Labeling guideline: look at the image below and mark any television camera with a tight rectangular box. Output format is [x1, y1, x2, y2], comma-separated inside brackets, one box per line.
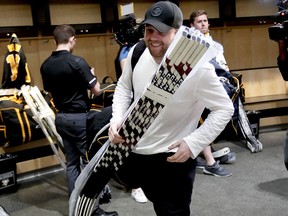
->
[269, 10, 288, 40]
[114, 14, 144, 47]
[269, 0, 288, 40]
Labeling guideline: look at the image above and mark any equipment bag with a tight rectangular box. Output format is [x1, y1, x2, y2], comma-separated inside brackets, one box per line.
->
[90, 76, 116, 109]
[0, 94, 45, 146]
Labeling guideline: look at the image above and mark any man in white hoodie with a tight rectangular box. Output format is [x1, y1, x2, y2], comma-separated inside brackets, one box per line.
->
[109, 2, 234, 215]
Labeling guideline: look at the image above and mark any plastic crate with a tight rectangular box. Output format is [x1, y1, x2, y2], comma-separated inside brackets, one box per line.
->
[0, 153, 17, 194]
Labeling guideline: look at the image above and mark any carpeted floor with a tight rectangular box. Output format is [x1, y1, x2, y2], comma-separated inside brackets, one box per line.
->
[0, 129, 287, 216]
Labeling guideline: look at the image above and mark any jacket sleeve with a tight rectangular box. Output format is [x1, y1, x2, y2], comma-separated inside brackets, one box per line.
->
[183, 66, 235, 158]
[277, 56, 288, 81]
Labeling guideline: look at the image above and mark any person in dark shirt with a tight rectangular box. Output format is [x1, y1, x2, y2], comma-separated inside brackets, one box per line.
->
[41, 24, 117, 216]
[276, 39, 288, 170]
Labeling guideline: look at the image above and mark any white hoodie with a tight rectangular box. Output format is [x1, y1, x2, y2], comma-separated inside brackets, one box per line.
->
[111, 42, 234, 159]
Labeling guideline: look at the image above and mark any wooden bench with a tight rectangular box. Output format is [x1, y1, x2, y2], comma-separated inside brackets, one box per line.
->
[244, 94, 288, 128]
[0, 138, 62, 174]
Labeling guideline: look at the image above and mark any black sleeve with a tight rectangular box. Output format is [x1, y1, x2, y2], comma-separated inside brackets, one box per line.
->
[74, 56, 97, 88]
[277, 56, 288, 81]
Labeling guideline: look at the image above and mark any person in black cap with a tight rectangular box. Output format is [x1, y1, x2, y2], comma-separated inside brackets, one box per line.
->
[41, 24, 118, 216]
[109, 1, 234, 215]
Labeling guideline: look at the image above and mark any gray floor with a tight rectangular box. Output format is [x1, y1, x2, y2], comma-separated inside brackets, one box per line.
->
[0, 128, 288, 216]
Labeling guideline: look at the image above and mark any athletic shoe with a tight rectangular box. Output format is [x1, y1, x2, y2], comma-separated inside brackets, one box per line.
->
[195, 156, 206, 169]
[131, 188, 148, 203]
[218, 152, 236, 164]
[203, 161, 232, 177]
[89, 206, 118, 216]
[211, 147, 230, 158]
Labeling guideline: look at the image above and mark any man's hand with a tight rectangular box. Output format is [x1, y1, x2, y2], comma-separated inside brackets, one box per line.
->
[167, 139, 192, 163]
[108, 122, 125, 144]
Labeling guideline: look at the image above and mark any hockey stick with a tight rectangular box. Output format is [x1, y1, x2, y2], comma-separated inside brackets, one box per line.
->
[238, 98, 263, 153]
[20, 85, 66, 170]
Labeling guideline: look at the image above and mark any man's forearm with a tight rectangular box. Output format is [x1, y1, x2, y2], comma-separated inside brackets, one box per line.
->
[278, 40, 287, 61]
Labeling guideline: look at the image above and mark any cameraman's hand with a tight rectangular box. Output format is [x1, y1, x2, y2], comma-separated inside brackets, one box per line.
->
[278, 40, 287, 61]
[277, 40, 286, 45]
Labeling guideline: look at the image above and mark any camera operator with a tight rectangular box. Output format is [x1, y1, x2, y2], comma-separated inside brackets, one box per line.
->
[281, 38, 288, 171]
[114, 14, 143, 80]
[268, 5, 288, 80]
[269, 1, 288, 170]
[269, 6, 288, 170]
[275, 38, 288, 170]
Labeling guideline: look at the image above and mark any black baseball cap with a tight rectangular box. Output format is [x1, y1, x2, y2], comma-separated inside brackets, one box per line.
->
[141, 1, 183, 33]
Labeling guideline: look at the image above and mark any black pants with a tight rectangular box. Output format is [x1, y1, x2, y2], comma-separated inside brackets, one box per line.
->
[117, 152, 196, 216]
[55, 112, 88, 196]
